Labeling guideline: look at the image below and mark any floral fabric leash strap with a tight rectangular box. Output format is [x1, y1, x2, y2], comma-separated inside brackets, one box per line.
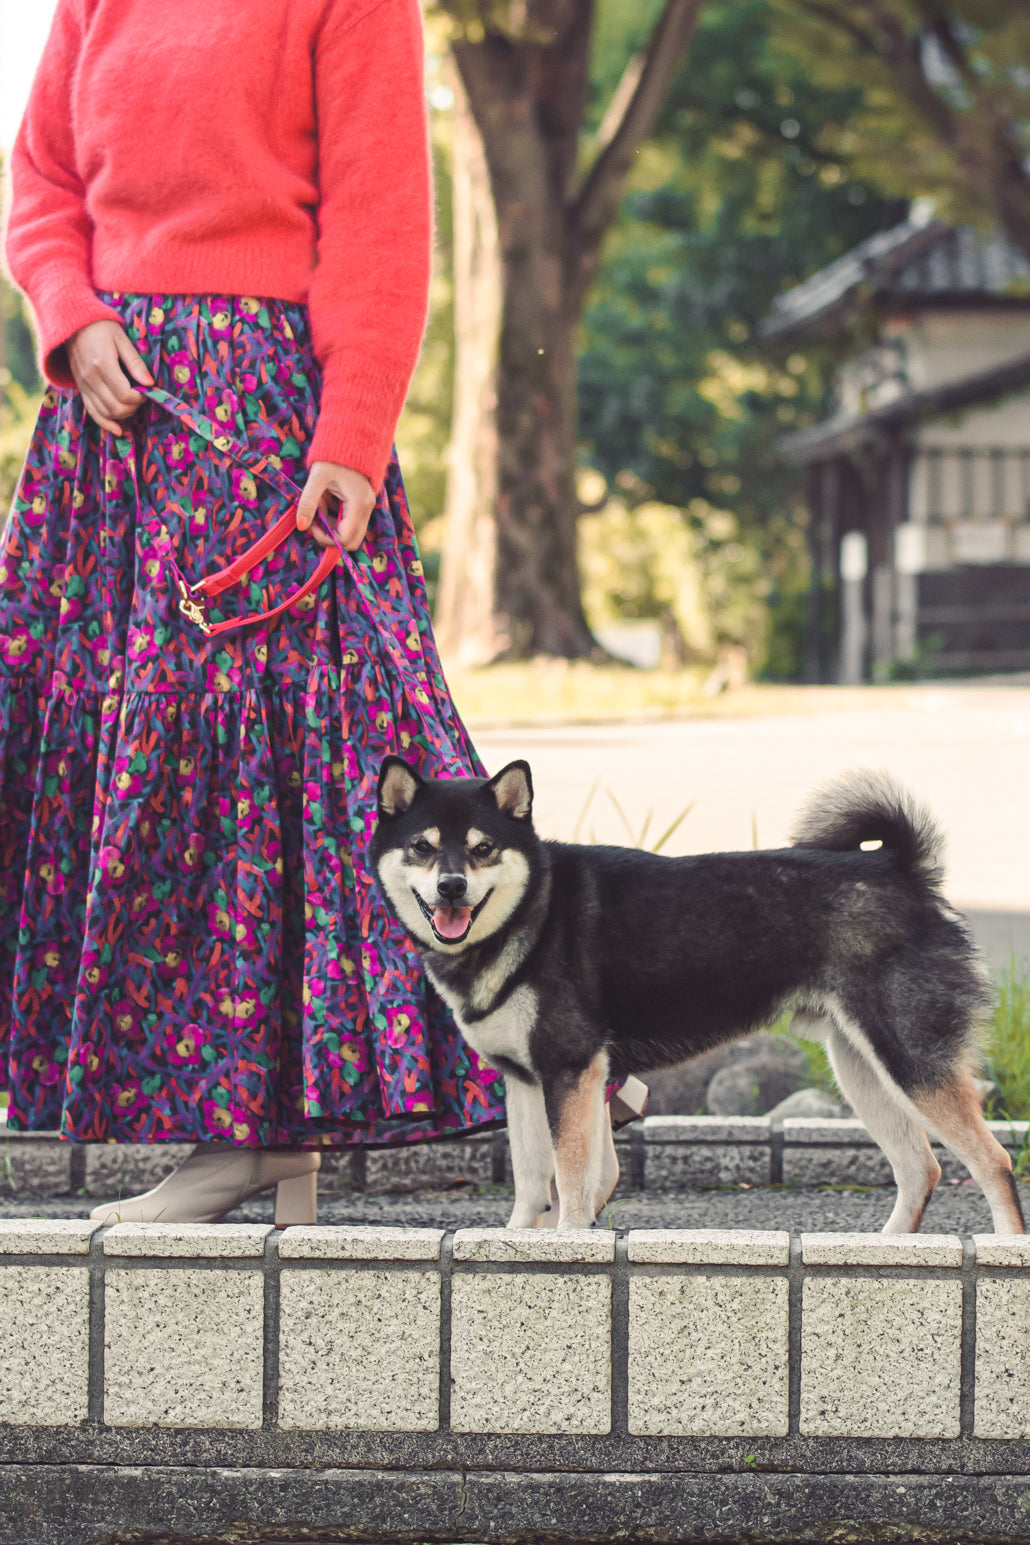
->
[125, 383, 340, 639]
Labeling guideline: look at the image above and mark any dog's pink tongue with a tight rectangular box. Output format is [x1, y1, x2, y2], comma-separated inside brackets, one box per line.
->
[433, 905, 473, 940]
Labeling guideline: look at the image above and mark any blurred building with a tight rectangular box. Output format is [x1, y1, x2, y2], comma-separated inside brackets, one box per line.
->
[765, 204, 1030, 682]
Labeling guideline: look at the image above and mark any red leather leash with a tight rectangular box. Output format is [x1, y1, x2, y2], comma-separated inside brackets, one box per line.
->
[123, 384, 341, 638]
[174, 504, 340, 638]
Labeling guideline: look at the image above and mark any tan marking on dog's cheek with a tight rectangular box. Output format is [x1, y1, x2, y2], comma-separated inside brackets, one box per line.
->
[375, 849, 437, 948]
[465, 850, 530, 944]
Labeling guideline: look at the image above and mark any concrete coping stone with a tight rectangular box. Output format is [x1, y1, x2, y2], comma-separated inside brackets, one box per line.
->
[642, 1115, 771, 1143]
[452, 1228, 616, 1263]
[985, 1119, 1030, 1143]
[0, 1218, 100, 1254]
[101, 1222, 273, 1257]
[972, 1234, 1030, 1267]
[800, 1232, 964, 1267]
[782, 1117, 1027, 1148]
[783, 1118, 876, 1145]
[627, 1228, 791, 1265]
[279, 1225, 445, 1260]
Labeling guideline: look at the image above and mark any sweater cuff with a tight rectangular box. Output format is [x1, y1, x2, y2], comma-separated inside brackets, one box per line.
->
[28, 271, 122, 390]
[307, 352, 408, 491]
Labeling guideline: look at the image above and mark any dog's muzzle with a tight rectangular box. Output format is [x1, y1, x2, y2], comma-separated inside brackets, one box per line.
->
[416, 876, 490, 945]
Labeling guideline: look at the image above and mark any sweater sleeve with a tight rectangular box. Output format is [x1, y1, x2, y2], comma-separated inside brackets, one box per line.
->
[306, 0, 433, 488]
[3, 0, 120, 389]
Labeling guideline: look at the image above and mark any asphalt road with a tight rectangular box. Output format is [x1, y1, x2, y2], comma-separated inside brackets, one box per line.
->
[470, 681, 1030, 971]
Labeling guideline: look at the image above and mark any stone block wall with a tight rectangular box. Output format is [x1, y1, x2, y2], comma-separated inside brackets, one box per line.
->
[5, 1116, 1025, 1197]
[1, 1220, 1030, 1543]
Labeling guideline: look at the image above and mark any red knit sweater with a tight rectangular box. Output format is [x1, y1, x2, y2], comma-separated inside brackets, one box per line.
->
[4, 0, 432, 488]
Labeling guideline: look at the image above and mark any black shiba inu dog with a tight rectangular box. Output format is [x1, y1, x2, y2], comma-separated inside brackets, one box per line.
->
[370, 758, 1025, 1236]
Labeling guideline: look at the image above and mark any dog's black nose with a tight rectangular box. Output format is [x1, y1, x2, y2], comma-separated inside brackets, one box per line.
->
[437, 873, 468, 903]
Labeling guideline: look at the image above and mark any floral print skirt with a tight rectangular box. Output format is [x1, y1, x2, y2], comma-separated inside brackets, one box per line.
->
[0, 293, 506, 1146]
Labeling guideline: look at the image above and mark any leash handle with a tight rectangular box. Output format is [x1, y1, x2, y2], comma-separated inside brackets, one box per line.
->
[126, 384, 341, 638]
[173, 508, 340, 639]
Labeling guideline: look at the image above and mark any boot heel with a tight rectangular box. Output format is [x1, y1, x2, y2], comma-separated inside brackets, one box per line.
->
[610, 1074, 650, 1129]
[274, 1168, 318, 1228]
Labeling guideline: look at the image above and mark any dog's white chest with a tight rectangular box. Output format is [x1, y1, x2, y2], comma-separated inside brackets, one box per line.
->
[430, 976, 538, 1073]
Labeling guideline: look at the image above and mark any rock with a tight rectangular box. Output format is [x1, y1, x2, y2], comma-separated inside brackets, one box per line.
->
[705, 1043, 810, 1117]
[642, 1032, 807, 1117]
[972, 1077, 999, 1108]
[766, 1087, 852, 1123]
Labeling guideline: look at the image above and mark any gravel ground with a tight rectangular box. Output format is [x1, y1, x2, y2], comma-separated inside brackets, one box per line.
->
[6, 1178, 1028, 1233]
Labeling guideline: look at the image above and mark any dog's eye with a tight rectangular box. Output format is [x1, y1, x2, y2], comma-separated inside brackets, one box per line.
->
[471, 840, 493, 859]
[410, 837, 435, 858]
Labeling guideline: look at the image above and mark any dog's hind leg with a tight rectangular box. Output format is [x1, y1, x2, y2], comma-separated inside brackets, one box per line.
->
[597, 1099, 620, 1217]
[913, 1071, 1026, 1235]
[549, 1052, 610, 1229]
[825, 1026, 943, 1234]
[504, 1077, 557, 1229]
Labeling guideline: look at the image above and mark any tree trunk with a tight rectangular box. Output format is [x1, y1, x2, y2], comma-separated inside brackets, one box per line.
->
[435, 0, 704, 660]
[434, 67, 505, 664]
[491, 244, 593, 658]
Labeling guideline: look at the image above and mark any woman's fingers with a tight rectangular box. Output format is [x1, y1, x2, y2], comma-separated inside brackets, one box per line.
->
[113, 327, 155, 388]
[68, 320, 153, 433]
[298, 462, 377, 553]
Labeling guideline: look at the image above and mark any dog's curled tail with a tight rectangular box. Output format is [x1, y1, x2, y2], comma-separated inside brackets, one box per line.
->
[790, 769, 945, 889]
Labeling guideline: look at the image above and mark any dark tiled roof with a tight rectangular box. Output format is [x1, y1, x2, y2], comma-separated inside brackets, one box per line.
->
[763, 210, 1030, 339]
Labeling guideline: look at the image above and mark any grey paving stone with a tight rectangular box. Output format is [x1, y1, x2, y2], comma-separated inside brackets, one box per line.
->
[450, 1272, 611, 1434]
[801, 1232, 963, 1267]
[627, 1227, 790, 1265]
[0, 1265, 90, 1425]
[643, 1115, 773, 1143]
[278, 1224, 444, 1259]
[800, 1276, 962, 1438]
[783, 1147, 894, 1186]
[974, 1277, 1030, 1438]
[783, 1119, 876, 1145]
[974, 1233, 1030, 1267]
[102, 1222, 271, 1257]
[279, 1268, 440, 1431]
[645, 1144, 770, 1187]
[0, 1219, 98, 1254]
[104, 1267, 264, 1428]
[83, 1142, 194, 1197]
[0, 1135, 71, 1197]
[365, 1134, 493, 1192]
[453, 1227, 615, 1263]
[628, 1273, 789, 1436]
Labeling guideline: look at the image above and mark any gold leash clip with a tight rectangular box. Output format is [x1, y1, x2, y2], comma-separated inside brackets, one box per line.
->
[176, 575, 213, 635]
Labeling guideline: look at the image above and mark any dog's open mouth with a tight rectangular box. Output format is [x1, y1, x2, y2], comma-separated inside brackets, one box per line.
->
[416, 890, 491, 945]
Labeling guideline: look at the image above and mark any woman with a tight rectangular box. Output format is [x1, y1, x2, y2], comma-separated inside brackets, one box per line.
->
[1, 0, 526, 1229]
[4, 0, 645, 1228]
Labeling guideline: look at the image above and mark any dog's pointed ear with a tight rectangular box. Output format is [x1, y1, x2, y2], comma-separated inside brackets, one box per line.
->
[486, 760, 533, 822]
[377, 757, 422, 818]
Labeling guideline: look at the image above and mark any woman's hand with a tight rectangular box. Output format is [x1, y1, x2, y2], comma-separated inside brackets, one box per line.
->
[68, 320, 153, 435]
[297, 462, 377, 552]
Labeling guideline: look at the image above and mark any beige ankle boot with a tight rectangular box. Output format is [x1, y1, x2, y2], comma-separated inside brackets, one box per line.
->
[88, 1145, 321, 1228]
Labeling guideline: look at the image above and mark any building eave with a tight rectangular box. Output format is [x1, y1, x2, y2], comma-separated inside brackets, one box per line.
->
[778, 351, 1030, 464]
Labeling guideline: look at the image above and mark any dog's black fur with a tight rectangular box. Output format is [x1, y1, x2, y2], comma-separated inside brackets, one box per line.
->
[369, 758, 1024, 1233]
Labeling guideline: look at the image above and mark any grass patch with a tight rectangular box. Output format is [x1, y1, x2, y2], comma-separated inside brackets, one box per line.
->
[984, 960, 1030, 1127]
[444, 659, 937, 728]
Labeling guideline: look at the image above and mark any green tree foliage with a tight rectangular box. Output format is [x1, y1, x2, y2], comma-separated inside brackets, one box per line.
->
[577, 0, 905, 673]
[769, 0, 1030, 258]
